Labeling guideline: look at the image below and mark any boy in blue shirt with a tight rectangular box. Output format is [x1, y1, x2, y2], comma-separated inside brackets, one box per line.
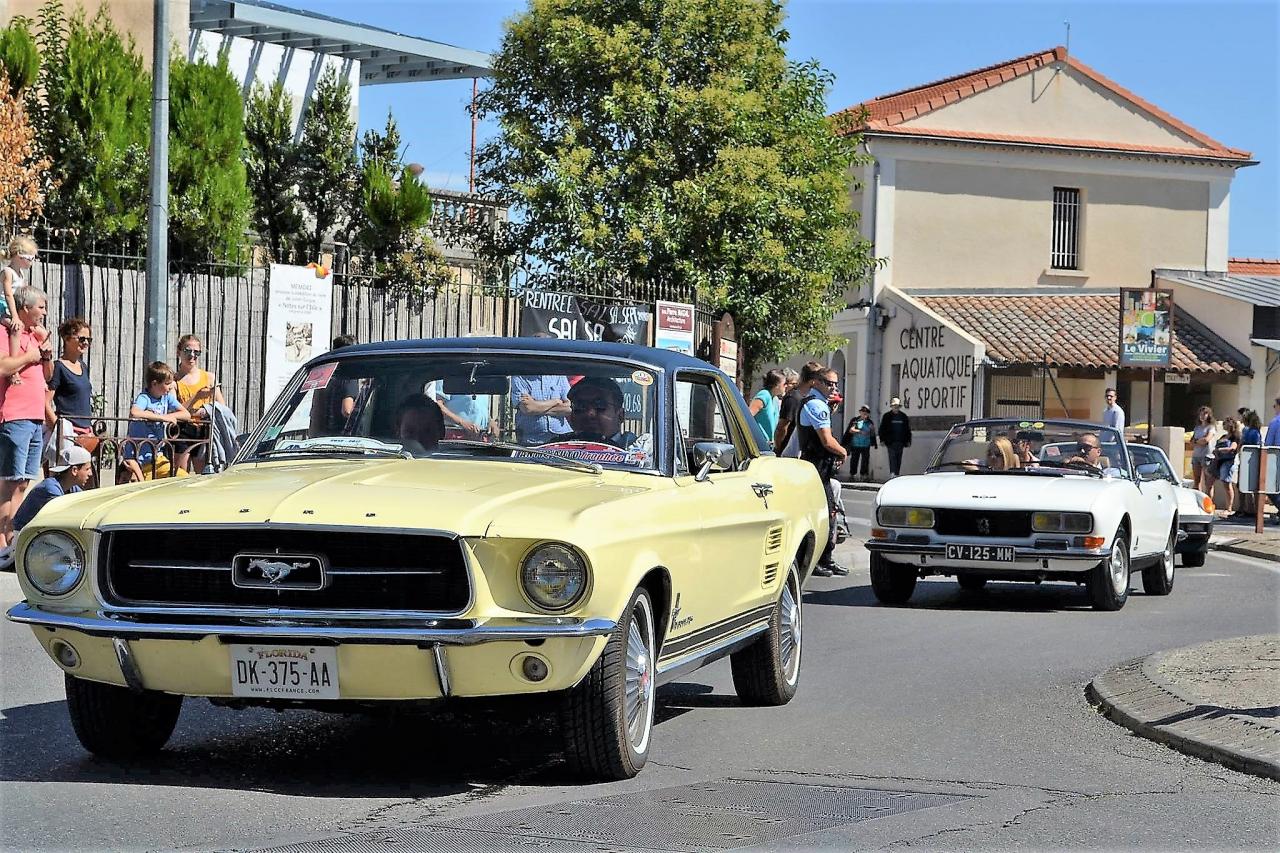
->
[122, 362, 191, 481]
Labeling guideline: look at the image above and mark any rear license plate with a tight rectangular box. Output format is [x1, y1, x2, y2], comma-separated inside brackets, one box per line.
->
[230, 644, 339, 699]
[945, 544, 1015, 562]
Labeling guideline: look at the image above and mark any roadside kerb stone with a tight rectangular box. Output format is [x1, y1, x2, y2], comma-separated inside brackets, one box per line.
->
[1087, 635, 1280, 782]
[1209, 531, 1280, 563]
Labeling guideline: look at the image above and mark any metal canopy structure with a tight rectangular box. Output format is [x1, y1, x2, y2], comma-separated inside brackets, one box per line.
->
[189, 0, 493, 85]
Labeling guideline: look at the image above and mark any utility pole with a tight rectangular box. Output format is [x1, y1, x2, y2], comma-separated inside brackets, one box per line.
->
[144, 0, 170, 365]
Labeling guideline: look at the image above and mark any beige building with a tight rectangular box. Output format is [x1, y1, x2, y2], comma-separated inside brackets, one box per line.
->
[803, 46, 1271, 479]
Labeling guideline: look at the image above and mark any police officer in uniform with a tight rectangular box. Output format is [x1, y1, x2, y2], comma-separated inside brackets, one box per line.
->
[798, 366, 848, 576]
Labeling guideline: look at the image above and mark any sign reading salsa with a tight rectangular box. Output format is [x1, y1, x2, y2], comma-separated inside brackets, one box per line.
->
[1119, 289, 1173, 368]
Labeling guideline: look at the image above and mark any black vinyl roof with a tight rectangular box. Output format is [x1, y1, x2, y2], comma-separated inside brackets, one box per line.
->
[318, 337, 716, 374]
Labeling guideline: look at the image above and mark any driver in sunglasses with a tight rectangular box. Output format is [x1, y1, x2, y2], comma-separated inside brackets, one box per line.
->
[564, 377, 636, 448]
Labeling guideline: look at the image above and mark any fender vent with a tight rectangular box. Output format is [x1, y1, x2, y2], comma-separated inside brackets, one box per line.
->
[763, 562, 780, 586]
[765, 526, 784, 554]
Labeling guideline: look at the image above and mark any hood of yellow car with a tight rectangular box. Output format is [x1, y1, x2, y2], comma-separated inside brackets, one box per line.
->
[46, 458, 662, 538]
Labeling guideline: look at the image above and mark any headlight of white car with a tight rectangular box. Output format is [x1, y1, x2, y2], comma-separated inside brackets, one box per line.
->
[1032, 512, 1093, 533]
[877, 506, 935, 528]
[520, 542, 589, 611]
[24, 531, 86, 596]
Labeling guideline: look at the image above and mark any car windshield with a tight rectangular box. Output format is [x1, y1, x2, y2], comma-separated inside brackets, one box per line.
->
[243, 353, 659, 471]
[929, 419, 1131, 479]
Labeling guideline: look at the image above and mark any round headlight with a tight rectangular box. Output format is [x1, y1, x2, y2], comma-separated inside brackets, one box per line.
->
[24, 531, 86, 596]
[520, 543, 588, 612]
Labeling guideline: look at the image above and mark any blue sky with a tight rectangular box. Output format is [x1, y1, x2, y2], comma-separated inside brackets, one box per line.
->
[290, 0, 1279, 259]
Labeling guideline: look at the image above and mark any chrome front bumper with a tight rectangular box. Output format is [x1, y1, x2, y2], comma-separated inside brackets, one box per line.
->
[6, 602, 616, 644]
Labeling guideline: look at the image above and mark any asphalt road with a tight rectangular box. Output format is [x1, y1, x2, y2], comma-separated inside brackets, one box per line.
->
[2, 492, 1277, 851]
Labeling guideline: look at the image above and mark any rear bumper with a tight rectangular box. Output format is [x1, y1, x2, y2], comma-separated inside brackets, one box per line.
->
[865, 540, 1110, 574]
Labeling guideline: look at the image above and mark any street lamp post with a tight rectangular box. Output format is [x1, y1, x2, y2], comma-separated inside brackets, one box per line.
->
[144, 0, 170, 365]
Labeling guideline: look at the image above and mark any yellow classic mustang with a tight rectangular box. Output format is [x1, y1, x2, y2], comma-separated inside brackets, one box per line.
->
[9, 338, 829, 780]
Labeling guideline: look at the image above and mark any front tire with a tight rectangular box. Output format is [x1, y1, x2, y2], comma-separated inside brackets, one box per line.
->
[65, 674, 182, 759]
[731, 563, 802, 706]
[1090, 530, 1131, 611]
[560, 587, 657, 780]
[1142, 526, 1177, 595]
[870, 551, 917, 605]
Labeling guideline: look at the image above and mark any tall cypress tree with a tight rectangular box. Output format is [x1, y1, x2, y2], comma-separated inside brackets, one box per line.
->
[297, 65, 357, 260]
[245, 80, 304, 261]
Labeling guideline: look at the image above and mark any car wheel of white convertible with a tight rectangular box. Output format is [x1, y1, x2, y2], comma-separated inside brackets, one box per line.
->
[65, 674, 183, 758]
[1141, 524, 1177, 596]
[957, 574, 988, 592]
[1181, 548, 1206, 568]
[561, 586, 656, 780]
[1089, 529, 1131, 611]
[869, 551, 917, 605]
[731, 561, 802, 706]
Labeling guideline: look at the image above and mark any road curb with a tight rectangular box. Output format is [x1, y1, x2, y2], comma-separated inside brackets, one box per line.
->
[1087, 653, 1280, 782]
[1209, 539, 1280, 563]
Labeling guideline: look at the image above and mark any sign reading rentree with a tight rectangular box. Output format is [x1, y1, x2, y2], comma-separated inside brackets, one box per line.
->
[1119, 289, 1174, 368]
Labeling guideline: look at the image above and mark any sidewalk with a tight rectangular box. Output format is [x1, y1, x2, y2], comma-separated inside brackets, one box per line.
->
[1210, 515, 1280, 562]
[1088, 635, 1280, 781]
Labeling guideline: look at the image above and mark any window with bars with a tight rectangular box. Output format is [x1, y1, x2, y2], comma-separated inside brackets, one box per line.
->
[1050, 187, 1081, 270]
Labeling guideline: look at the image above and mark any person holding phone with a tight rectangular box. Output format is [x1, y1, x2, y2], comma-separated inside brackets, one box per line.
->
[173, 334, 226, 473]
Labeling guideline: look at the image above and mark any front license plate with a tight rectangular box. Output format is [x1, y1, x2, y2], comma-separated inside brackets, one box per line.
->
[945, 544, 1015, 562]
[230, 644, 339, 700]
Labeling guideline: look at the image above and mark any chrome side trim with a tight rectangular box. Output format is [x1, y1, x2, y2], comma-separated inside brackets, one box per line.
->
[8, 603, 615, 646]
[863, 541, 1112, 562]
[112, 638, 146, 693]
[432, 644, 451, 697]
[655, 621, 769, 684]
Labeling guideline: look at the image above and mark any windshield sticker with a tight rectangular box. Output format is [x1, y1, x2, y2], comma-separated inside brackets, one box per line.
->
[1032, 421, 1045, 429]
[263, 426, 282, 440]
[631, 370, 654, 386]
[972, 427, 987, 442]
[527, 439, 648, 466]
[300, 363, 337, 392]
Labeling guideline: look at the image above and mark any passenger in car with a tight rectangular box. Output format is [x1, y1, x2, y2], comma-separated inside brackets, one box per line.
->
[565, 377, 637, 448]
[986, 436, 1018, 470]
[393, 394, 445, 455]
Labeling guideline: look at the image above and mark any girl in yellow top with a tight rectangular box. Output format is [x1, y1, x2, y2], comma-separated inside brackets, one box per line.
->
[173, 334, 226, 473]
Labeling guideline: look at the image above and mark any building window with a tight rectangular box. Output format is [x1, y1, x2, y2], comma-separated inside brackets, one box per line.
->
[1051, 187, 1081, 270]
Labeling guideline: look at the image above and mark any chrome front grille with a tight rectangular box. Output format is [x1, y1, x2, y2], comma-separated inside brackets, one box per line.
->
[933, 509, 1032, 538]
[101, 528, 470, 612]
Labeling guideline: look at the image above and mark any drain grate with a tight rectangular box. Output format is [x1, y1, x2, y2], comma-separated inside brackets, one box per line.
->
[255, 778, 970, 852]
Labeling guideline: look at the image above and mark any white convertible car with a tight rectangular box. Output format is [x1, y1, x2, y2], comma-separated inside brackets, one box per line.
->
[866, 419, 1179, 610]
[1129, 443, 1215, 567]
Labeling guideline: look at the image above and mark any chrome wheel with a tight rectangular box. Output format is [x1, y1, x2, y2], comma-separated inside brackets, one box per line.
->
[623, 594, 656, 756]
[1109, 541, 1130, 597]
[779, 572, 802, 687]
[1163, 533, 1175, 583]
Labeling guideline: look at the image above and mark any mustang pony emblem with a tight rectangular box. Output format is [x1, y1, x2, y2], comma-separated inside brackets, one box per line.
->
[247, 559, 310, 584]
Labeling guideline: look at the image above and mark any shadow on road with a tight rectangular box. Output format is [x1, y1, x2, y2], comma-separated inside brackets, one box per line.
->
[0, 682, 734, 795]
[805, 579, 1111, 613]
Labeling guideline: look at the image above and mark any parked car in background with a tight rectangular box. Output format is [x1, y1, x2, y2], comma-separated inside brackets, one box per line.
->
[866, 419, 1179, 610]
[1128, 443, 1214, 567]
[8, 339, 830, 781]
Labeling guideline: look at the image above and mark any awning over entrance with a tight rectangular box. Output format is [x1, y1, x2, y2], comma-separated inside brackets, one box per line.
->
[913, 293, 1251, 375]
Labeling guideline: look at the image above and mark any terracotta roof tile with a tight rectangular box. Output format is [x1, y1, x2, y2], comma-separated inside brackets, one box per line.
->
[833, 46, 1251, 161]
[1228, 258, 1280, 275]
[916, 294, 1250, 374]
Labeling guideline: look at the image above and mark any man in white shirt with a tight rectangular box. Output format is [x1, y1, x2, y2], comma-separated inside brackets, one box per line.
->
[1102, 387, 1125, 435]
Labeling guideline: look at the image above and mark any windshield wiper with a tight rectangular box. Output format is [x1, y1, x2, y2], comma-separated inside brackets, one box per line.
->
[440, 439, 603, 475]
[1038, 458, 1104, 478]
[255, 444, 411, 460]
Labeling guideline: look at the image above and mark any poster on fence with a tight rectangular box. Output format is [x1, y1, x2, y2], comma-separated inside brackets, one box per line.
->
[654, 301, 695, 356]
[265, 264, 335, 408]
[518, 290, 653, 345]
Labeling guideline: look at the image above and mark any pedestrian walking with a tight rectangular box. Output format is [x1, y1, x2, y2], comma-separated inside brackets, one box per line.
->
[878, 397, 912, 478]
[842, 404, 877, 481]
[749, 369, 786, 446]
[1190, 406, 1216, 493]
[0, 285, 55, 547]
[1103, 387, 1126, 436]
[774, 361, 822, 457]
[797, 366, 848, 576]
[1212, 416, 1241, 517]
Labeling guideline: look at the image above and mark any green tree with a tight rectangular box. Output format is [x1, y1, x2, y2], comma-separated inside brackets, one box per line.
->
[473, 0, 876, 372]
[0, 18, 39, 95]
[297, 65, 357, 260]
[168, 52, 252, 264]
[245, 80, 304, 261]
[32, 3, 151, 245]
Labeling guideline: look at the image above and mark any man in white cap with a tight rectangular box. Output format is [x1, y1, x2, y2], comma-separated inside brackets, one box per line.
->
[11, 446, 93, 535]
[878, 397, 912, 479]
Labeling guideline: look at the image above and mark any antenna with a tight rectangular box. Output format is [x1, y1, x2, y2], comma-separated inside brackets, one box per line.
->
[1063, 21, 1071, 55]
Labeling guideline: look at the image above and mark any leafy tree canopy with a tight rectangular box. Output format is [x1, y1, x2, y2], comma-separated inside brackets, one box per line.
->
[0, 18, 39, 95]
[297, 65, 357, 261]
[244, 79, 303, 261]
[474, 0, 876, 372]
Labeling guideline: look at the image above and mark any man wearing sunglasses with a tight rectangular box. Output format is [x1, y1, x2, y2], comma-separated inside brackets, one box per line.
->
[564, 377, 636, 448]
[798, 367, 849, 576]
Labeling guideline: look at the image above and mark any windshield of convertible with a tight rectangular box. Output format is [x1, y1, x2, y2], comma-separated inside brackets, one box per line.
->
[243, 354, 658, 470]
[929, 420, 1131, 479]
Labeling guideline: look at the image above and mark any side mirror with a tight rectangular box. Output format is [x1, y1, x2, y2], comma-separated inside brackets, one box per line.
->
[1181, 478, 1196, 489]
[1136, 462, 1163, 481]
[693, 441, 737, 482]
